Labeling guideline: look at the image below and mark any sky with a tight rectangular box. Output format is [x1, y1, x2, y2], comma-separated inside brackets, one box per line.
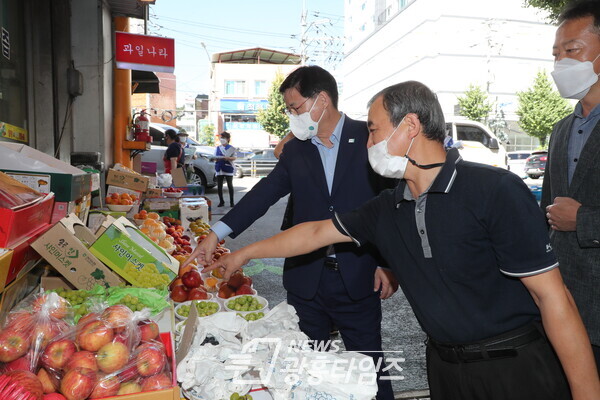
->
[150, 0, 345, 105]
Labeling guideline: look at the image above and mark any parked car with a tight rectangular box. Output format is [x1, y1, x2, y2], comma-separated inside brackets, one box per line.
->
[524, 150, 548, 179]
[234, 148, 278, 178]
[445, 119, 508, 168]
[507, 150, 532, 178]
[144, 123, 217, 188]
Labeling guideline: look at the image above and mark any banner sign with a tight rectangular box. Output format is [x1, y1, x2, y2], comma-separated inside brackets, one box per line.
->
[115, 32, 175, 73]
[0, 121, 28, 143]
[220, 99, 269, 113]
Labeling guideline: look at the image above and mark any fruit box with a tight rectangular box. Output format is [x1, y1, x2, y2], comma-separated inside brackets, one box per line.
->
[89, 217, 179, 287]
[145, 188, 163, 198]
[0, 142, 92, 202]
[106, 168, 150, 192]
[51, 193, 92, 225]
[0, 192, 54, 248]
[31, 214, 125, 290]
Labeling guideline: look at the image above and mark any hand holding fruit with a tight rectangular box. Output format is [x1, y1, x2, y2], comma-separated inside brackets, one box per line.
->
[179, 231, 219, 271]
[202, 251, 248, 281]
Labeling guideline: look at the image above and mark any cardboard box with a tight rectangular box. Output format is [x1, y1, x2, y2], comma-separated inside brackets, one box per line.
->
[51, 194, 92, 225]
[179, 198, 209, 230]
[0, 193, 54, 248]
[0, 261, 45, 326]
[145, 188, 163, 198]
[106, 168, 149, 192]
[31, 214, 125, 290]
[87, 210, 127, 234]
[89, 217, 178, 287]
[0, 143, 92, 202]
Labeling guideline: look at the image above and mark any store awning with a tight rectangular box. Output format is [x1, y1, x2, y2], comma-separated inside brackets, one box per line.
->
[131, 70, 160, 93]
[212, 48, 301, 65]
[106, 0, 148, 19]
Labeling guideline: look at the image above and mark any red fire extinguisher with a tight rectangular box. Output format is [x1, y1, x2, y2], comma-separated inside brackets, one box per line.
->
[133, 109, 151, 142]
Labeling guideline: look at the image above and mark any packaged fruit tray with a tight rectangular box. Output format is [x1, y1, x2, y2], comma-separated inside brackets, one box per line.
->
[175, 299, 220, 320]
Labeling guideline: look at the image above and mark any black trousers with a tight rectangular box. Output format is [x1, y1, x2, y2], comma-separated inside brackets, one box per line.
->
[217, 175, 234, 205]
[427, 328, 571, 400]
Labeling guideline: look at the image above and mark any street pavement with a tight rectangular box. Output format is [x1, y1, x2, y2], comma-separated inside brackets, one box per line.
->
[203, 177, 429, 396]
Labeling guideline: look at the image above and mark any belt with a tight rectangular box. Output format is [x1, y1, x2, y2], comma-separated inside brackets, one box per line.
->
[427, 323, 543, 363]
[323, 257, 339, 271]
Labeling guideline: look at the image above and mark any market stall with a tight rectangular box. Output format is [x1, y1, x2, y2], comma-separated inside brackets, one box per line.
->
[0, 150, 378, 400]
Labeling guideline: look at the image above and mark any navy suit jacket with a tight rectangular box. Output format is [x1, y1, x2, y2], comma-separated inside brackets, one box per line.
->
[221, 116, 392, 300]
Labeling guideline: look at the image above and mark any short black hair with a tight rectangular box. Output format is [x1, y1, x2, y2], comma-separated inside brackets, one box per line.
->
[368, 81, 446, 143]
[279, 65, 339, 109]
[220, 131, 231, 140]
[164, 129, 179, 142]
[558, 0, 600, 36]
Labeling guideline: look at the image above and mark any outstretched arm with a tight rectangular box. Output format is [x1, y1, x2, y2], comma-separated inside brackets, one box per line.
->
[203, 219, 351, 280]
[521, 268, 600, 399]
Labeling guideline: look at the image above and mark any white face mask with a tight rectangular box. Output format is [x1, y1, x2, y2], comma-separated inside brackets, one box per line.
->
[368, 118, 414, 179]
[551, 54, 600, 100]
[219, 138, 228, 145]
[286, 98, 326, 141]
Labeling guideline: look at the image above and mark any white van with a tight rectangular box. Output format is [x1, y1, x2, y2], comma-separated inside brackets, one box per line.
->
[445, 119, 507, 169]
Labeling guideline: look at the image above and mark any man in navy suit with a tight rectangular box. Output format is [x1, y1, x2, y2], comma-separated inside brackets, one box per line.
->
[183, 66, 396, 399]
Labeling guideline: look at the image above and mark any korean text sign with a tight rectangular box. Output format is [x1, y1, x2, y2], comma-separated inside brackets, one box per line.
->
[115, 31, 175, 73]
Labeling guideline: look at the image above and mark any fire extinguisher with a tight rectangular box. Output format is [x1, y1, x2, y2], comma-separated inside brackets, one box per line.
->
[133, 109, 151, 142]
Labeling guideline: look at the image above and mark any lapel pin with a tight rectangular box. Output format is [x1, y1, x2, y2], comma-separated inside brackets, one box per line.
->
[348, 139, 355, 143]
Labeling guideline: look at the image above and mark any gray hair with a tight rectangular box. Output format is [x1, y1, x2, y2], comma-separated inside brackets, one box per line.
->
[368, 81, 446, 143]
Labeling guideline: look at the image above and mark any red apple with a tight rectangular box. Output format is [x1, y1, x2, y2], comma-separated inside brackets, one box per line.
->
[32, 293, 69, 319]
[138, 320, 159, 342]
[64, 351, 98, 372]
[141, 372, 171, 392]
[5, 311, 34, 332]
[96, 342, 130, 373]
[4, 370, 43, 400]
[235, 284, 254, 296]
[169, 285, 189, 302]
[117, 381, 142, 395]
[117, 363, 139, 382]
[0, 329, 31, 362]
[217, 284, 235, 300]
[60, 367, 96, 400]
[227, 272, 245, 290]
[169, 278, 183, 290]
[188, 287, 209, 300]
[101, 305, 133, 333]
[136, 343, 166, 377]
[43, 394, 67, 400]
[41, 339, 77, 370]
[181, 270, 202, 289]
[89, 374, 120, 399]
[76, 320, 113, 352]
[33, 321, 66, 349]
[242, 276, 253, 286]
[38, 367, 59, 394]
[76, 313, 99, 328]
[3, 354, 33, 372]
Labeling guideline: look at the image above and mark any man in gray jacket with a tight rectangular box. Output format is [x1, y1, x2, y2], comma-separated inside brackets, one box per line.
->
[543, 0, 600, 367]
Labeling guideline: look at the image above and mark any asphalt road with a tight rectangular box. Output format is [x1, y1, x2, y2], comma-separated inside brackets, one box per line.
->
[203, 177, 429, 396]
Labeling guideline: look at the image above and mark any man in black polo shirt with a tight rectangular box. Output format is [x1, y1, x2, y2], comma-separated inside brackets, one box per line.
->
[205, 81, 600, 399]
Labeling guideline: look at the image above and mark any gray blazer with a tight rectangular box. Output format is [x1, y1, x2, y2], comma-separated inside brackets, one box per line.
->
[541, 114, 600, 346]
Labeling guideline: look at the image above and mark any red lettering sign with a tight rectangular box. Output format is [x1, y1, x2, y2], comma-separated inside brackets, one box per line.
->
[115, 32, 175, 73]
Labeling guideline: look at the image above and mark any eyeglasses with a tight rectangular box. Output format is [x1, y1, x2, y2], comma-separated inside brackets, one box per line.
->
[283, 96, 313, 116]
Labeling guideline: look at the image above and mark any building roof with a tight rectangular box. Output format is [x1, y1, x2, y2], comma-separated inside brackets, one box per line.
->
[211, 48, 301, 65]
[106, 0, 149, 19]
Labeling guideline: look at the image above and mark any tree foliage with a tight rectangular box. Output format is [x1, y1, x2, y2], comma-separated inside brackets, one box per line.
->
[524, 0, 568, 22]
[256, 72, 289, 139]
[198, 123, 216, 146]
[516, 71, 572, 147]
[457, 84, 493, 123]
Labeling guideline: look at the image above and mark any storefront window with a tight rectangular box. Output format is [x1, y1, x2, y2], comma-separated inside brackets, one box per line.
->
[0, 0, 28, 143]
[254, 80, 266, 97]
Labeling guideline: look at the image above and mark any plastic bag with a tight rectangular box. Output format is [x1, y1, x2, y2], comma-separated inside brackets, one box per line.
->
[0, 291, 72, 373]
[157, 173, 172, 188]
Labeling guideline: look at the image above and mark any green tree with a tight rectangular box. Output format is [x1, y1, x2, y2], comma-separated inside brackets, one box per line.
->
[457, 84, 494, 123]
[524, 0, 568, 22]
[256, 72, 289, 138]
[516, 71, 572, 147]
[198, 123, 216, 146]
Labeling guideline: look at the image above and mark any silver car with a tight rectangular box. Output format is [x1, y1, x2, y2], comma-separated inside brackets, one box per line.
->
[141, 123, 217, 188]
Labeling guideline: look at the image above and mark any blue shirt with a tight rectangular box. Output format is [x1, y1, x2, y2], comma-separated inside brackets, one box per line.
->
[211, 114, 346, 240]
[568, 103, 600, 184]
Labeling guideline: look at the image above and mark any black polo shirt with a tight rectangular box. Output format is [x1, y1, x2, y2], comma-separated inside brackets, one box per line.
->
[332, 148, 557, 344]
